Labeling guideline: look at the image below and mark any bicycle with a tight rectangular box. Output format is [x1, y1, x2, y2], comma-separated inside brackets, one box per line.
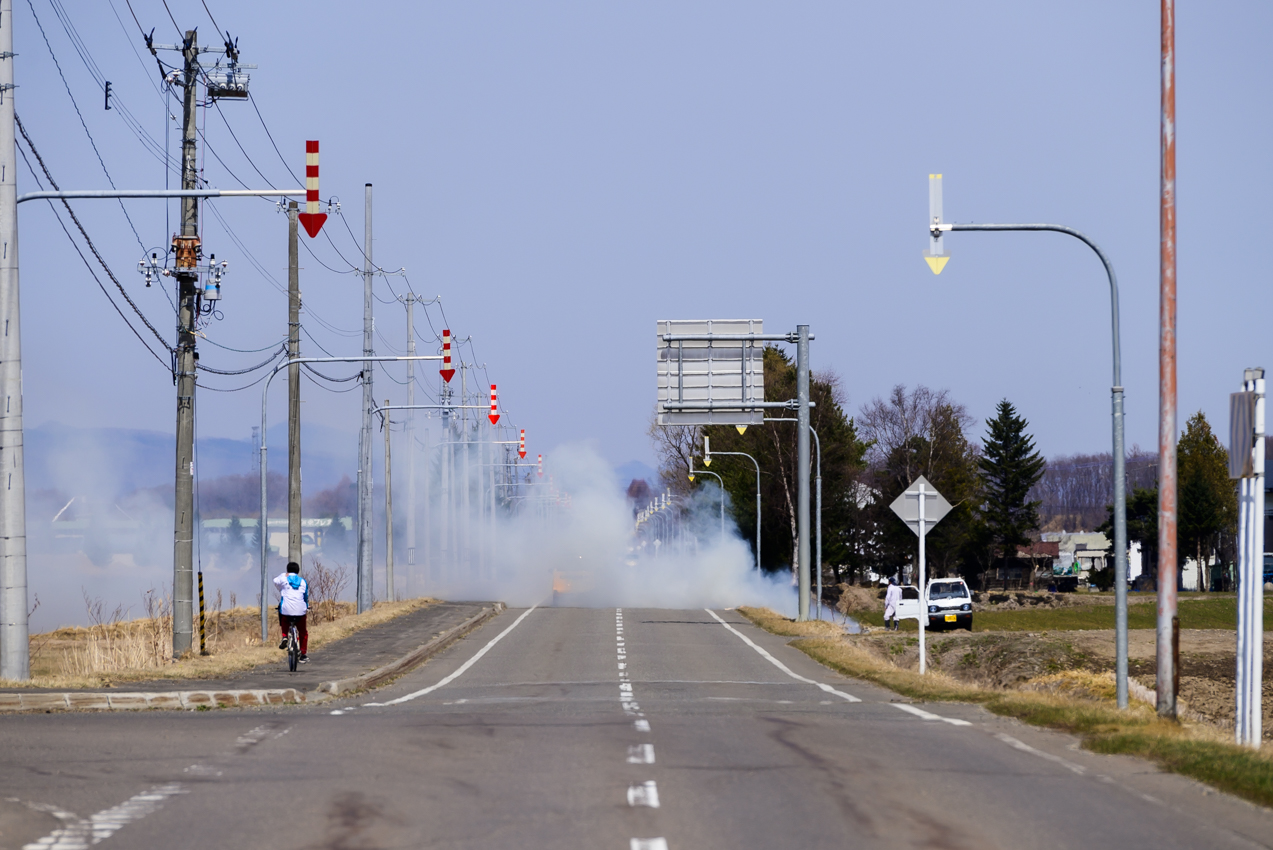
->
[286, 623, 300, 672]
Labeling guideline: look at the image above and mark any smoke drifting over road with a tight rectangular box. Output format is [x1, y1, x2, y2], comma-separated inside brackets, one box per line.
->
[422, 443, 795, 615]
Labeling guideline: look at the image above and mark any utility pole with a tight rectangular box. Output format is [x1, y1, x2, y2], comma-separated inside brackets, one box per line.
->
[0, 0, 30, 681]
[356, 184, 374, 612]
[1157, 0, 1179, 720]
[796, 325, 811, 621]
[384, 400, 394, 601]
[171, 30, 203, 657]
[287, 201, 301, 567]
[403, 295, 417, 574]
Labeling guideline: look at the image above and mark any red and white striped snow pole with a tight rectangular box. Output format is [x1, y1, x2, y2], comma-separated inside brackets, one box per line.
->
[440, 330, 455, 383]
[518, 429, 526, 459]
[297, 140, 327, 238]
[537, 454, 543, 477]
[488, 384, 500, 424]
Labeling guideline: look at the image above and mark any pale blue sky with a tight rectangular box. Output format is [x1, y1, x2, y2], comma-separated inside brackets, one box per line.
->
[14, 1, 1271, 475]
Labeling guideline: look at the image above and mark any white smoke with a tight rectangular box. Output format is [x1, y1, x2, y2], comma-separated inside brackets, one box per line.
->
[414, 439, 796, 614]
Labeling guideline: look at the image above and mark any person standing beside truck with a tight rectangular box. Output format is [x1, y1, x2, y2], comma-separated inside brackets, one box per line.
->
[883, 577, 902, 631]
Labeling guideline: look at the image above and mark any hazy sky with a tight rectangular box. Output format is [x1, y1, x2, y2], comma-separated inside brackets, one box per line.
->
[14, 1, 1271, 474]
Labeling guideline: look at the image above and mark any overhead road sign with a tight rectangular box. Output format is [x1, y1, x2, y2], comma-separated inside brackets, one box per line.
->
[656, 319, 774, 427]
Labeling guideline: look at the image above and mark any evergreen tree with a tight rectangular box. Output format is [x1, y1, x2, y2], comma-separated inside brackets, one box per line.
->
[1178, 410, 1237, 589]
[978, 400, 1046, 586]
[227, 516, 245, 551]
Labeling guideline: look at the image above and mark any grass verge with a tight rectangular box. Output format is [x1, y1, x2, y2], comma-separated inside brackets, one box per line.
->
[738, 605, 1273, 808]
[1, 597, 437, 691]
[847, 594, 1270, 632]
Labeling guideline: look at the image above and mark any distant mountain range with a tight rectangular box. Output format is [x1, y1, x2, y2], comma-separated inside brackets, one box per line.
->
[25, 421, 357, 499]
[25, 421, 661, 499]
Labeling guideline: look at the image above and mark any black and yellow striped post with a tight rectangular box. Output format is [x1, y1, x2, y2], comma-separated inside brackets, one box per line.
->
[197, 570, 207, 656]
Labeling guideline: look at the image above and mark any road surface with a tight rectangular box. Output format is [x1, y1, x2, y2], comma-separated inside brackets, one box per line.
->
[3, 606, 1271, 849]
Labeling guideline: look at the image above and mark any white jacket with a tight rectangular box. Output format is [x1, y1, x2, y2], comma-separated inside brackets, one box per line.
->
[884, 584, 902, 614]
[273, 572, 309, 616]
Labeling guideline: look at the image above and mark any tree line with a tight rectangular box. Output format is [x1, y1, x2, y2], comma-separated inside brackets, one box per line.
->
[649, 347, 1242, 592]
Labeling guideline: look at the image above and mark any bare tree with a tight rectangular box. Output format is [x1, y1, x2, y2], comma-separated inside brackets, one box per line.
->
[646, 410, 698, 498]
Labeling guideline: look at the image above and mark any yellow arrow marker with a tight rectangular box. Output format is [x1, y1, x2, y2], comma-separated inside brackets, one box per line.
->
[736, 425, 747, 435]
[925, 255, 950, 275]
[688, 474, 695, 482]
[703, 457, 711, 467]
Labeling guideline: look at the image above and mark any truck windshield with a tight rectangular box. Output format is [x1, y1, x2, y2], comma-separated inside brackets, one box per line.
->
[929, 581, 968, 600]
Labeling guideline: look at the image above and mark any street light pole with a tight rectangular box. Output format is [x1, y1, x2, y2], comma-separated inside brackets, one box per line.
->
[931, 218, 1129, 710]
[689, 464, 726, 543]
[707, 451, 761, 571]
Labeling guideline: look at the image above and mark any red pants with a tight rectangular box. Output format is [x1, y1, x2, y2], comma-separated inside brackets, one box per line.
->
[279, 613, 308, 654]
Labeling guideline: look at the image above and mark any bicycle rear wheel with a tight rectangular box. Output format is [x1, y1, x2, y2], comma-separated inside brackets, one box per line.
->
[288, 625, 299, 672]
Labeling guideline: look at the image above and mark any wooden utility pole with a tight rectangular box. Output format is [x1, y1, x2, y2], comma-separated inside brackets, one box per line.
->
[172, 30, 202, 657]
[1157, 0, 1179, 719]
[287, 201, 302, 566]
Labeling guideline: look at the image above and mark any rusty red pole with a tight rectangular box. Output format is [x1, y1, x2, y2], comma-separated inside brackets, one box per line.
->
[1156, 0, 1179, 720]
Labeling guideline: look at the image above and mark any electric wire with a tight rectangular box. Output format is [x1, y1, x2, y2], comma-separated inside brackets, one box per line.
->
[16, 114, 174, 355]
[302, 370, 362, 393]
[28, 0, 147, 253]
[248, 92, 302, 184]
[302, 363, 361, 383]
[48, 0, 174, 169]
[18, 147, 169, 369]
[199, 0, 223, 36]
[196, 344, 285, 375]
[159, 0, 182, 37]
[200, 334, 286, 353]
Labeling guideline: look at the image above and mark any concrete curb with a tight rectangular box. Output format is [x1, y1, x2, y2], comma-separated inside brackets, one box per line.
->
[315, 602, 506, 697]
[0, 688, 304, 712]
[0, 601, 507, 712]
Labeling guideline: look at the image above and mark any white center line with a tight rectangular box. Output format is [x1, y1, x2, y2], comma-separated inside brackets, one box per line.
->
[634, 719, 651, 732]
[892, 703, 973, 727]
[631, 839, 669, 850]
[364, 606, 538, 707]
[627, 743, 656, 764]
[705, 609, 860, 703]
[995, 732, 1085, 773]
[627, 781, 661, 808]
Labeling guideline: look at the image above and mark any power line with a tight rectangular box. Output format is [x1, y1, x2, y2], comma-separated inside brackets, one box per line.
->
[195, 345, 285, 375]
[18, 147, 168, 369]
[27, 0, 147, 253]
[248, 92, 301, 184]
[16, 114, 173, 355]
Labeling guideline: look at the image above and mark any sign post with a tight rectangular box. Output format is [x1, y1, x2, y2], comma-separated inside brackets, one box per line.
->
[1230, 368, 1265, 748]
[890, 476, 952, 674]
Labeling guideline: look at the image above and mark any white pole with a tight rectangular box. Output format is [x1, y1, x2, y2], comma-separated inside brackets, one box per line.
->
[1253, 374, 1265, 747]
[918, 481, 927, 675]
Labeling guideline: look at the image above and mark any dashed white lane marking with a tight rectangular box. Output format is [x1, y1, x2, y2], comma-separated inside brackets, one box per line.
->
[631, 839, 669, 850]
[634, 719, 651, 732]
[617, 608, 644, 718]
[705, 609, 860, 703]
[994, 732, 1086, 774]
[627, 743, 656, 764]
[892, 703, 973, 727]
[23, 784, 187, 850]
[364, 605, 538, 707]
[627, 781, 661, 808]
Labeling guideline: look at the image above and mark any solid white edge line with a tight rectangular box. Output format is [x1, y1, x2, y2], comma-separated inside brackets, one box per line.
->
[995, 732, 1086, 774]
[891, 702, 972, 726]
[705, 608, 860, 703]
[364, 606, 538, 707]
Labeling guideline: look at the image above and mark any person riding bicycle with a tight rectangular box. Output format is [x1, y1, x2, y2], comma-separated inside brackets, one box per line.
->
[273, 561, 310, 663]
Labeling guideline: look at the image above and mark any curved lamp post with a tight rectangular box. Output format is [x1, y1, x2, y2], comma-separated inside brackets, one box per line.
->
[931, 218, 1128, 709]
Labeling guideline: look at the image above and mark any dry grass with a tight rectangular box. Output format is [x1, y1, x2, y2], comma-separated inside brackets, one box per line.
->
[738, 606, 1273, 808]
[2, 595, 436, 691]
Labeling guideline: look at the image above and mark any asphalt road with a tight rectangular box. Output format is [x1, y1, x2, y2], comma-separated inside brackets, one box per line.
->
[3, 605, 1272, 849]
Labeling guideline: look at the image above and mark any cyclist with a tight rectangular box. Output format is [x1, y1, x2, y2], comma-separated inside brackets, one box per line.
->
[273, 561, 310, 663]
